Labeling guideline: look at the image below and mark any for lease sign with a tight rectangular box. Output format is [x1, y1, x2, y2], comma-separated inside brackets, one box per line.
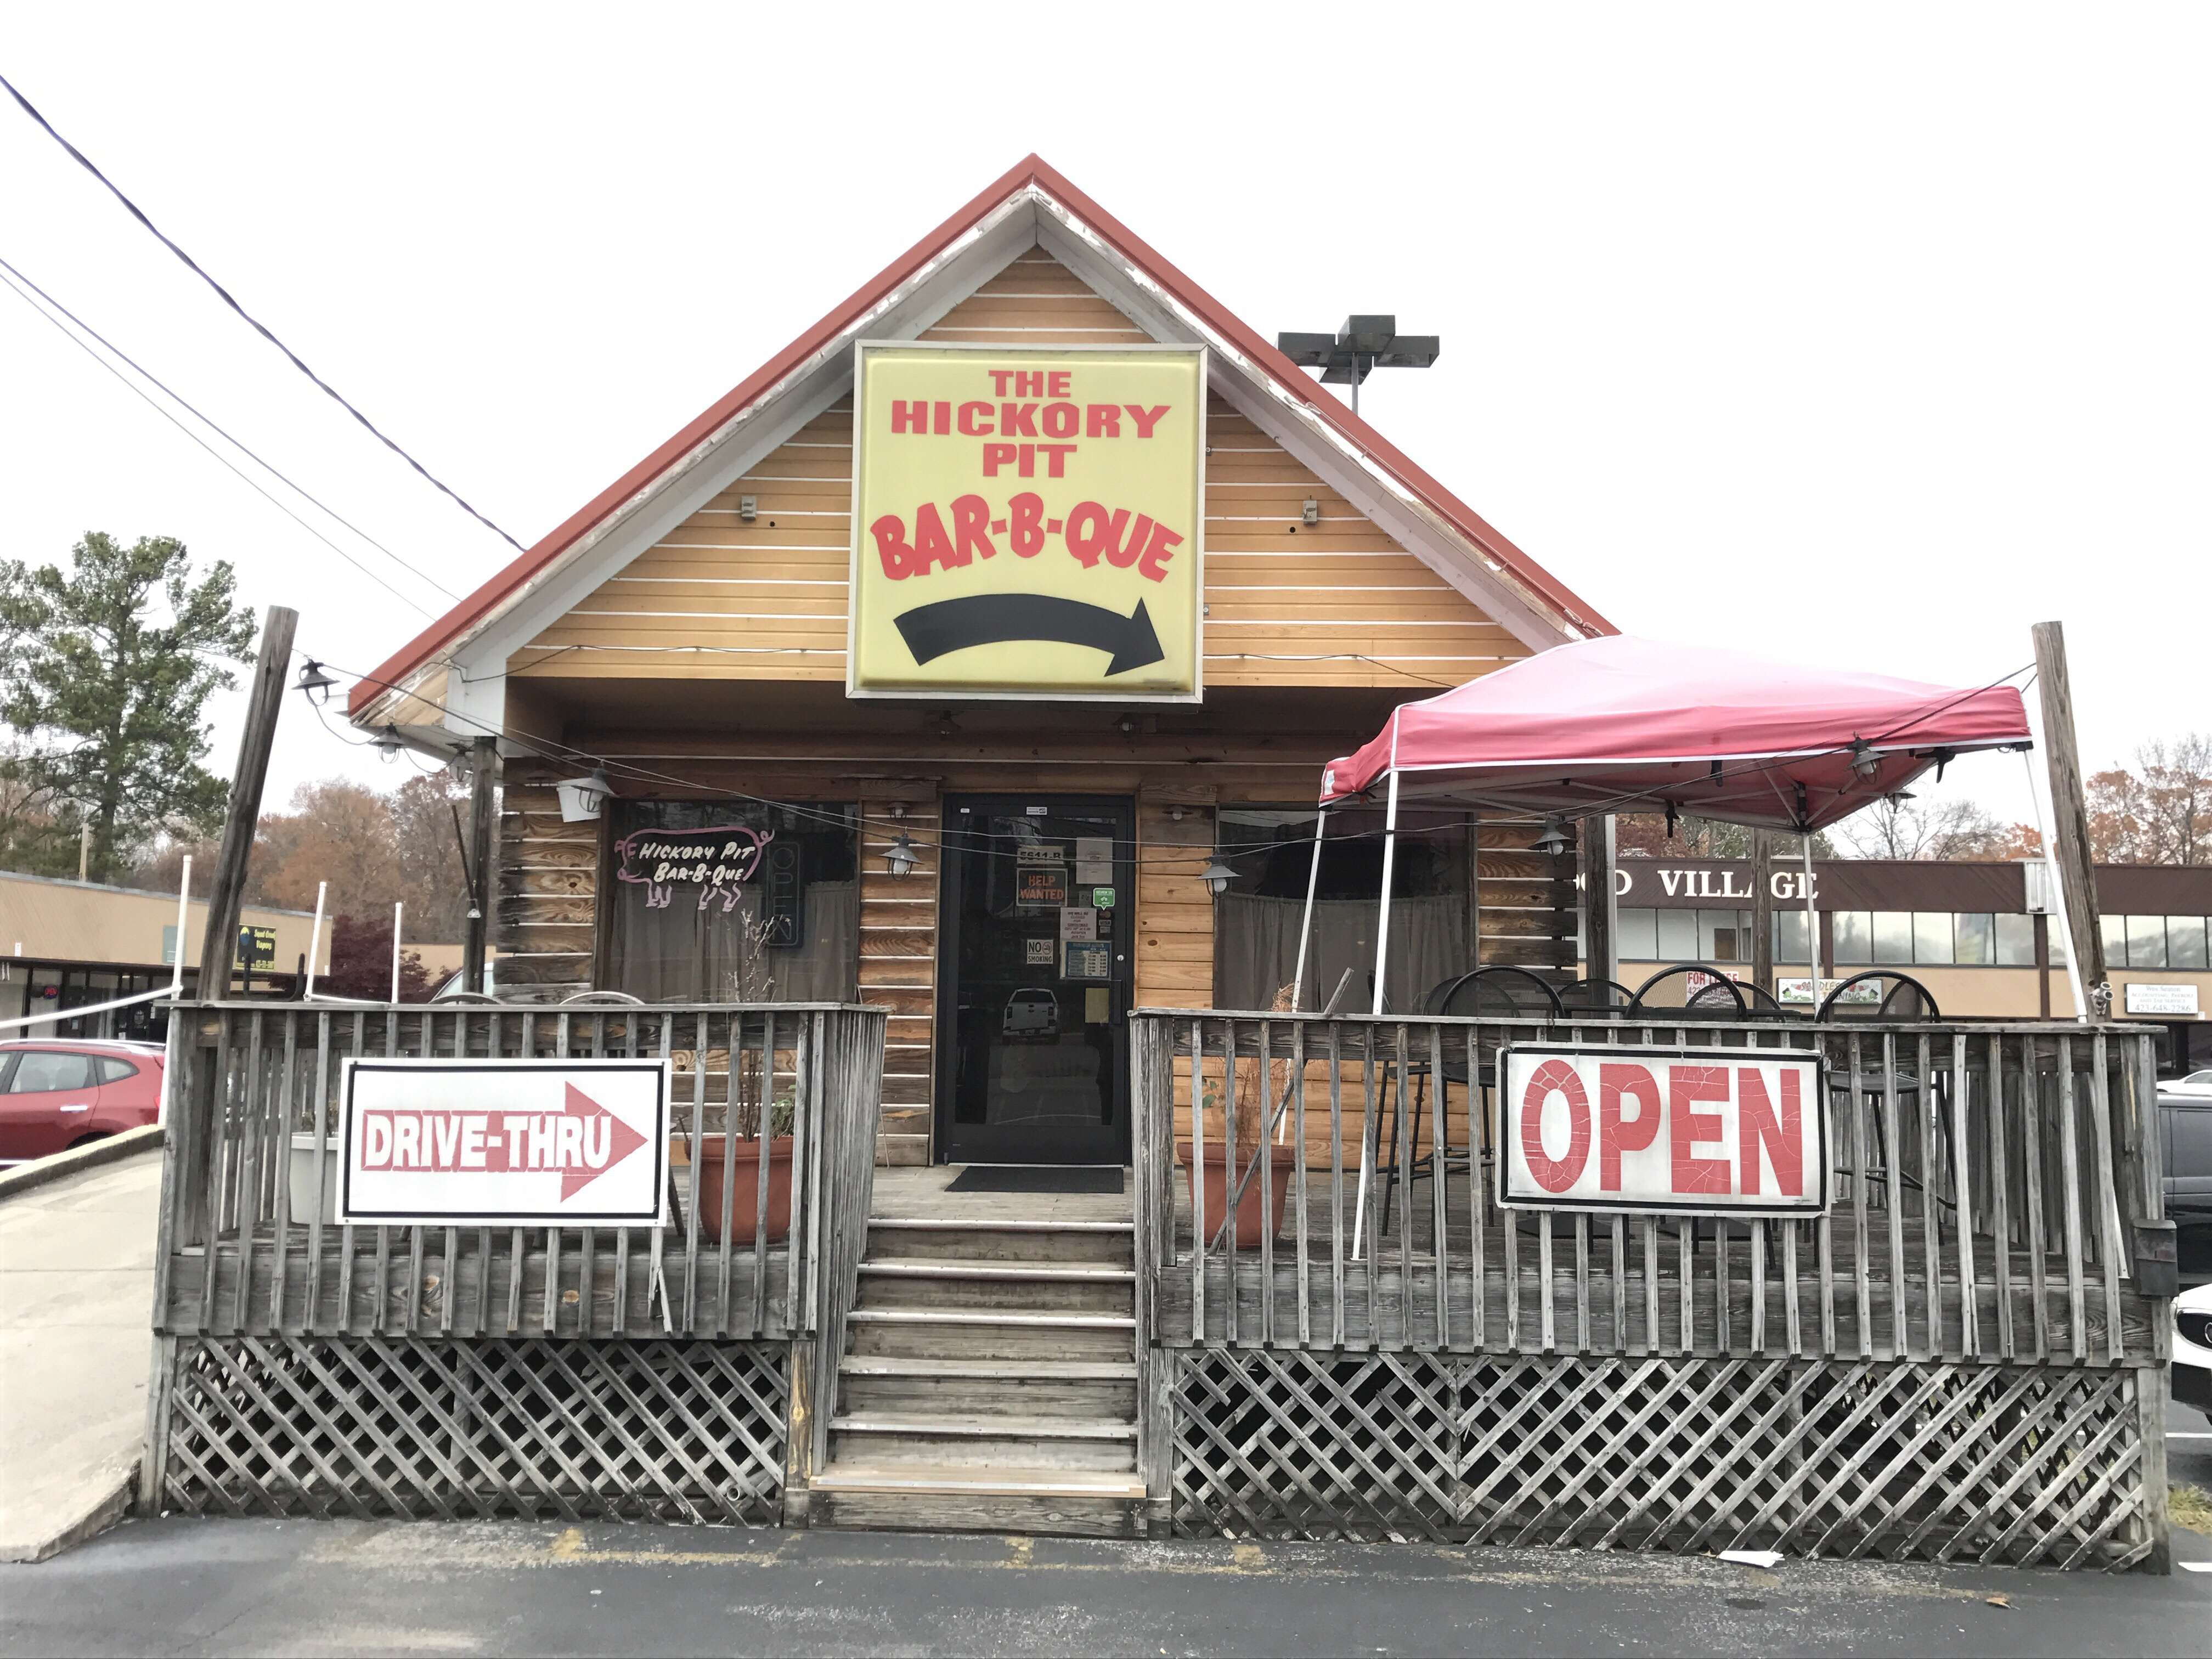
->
[848, 343, 1204, 699]
[337, 1059, 670, 1227]
[1498, 1045, 1827, 1216]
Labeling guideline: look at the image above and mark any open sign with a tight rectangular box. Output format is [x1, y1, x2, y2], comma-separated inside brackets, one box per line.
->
[1497, 1044, 1827, 1217]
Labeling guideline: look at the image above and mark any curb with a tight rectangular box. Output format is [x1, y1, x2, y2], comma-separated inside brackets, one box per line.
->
[0, 1123, 164, 1202]
[0, 1459, 138, 1565]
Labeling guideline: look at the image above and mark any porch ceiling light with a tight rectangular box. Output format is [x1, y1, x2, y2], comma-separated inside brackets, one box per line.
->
[555, 769, 615, 823]
[1531, 819, 1571, 857]
[294, 659, 340, 704]
[1201, 858, 1236, 896]
[886, 832, 920, 879]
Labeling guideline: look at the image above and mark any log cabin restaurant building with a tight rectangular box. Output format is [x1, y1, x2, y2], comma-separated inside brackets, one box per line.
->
[346, 154, 2208, 1153]
[276, 156, 2181, 1554]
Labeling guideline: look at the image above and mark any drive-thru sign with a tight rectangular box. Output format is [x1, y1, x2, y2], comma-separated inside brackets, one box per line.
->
[338, 1058, 671, 1227]
[1498, 1043, 1827, 1217]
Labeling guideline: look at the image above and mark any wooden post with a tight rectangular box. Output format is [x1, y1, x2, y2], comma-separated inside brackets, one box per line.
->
[1751, 829, 1776, 994]
[196, 606, 297, 1001]
[1577, 815, 1617, 984]
[462, 735, 498, 995]
[2032, 621, 2108, 1015]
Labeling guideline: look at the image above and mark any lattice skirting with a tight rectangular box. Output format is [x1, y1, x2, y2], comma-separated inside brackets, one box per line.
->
[152, 1335, 788, 1525]
[1167, 1350, 2158, 1567]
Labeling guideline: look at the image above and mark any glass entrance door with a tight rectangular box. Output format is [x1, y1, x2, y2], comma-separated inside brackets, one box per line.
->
[938, 795, 1136, 1165]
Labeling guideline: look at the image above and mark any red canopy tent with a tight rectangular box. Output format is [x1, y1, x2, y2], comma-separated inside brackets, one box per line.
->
[1300, 635, 2038, 1257]
[1293, 635, 2036, 1020]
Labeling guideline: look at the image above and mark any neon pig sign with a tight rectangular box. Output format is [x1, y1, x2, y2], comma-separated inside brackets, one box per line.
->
[614, 825, 775, 912]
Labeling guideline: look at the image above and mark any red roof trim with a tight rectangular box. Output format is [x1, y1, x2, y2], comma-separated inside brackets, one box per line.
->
[351, 155, 1613, 715]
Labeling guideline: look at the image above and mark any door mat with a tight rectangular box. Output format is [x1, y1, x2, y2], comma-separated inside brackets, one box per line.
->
[945, 1165, 1125, 1195]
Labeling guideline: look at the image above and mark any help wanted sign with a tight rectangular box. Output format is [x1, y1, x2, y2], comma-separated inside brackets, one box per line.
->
[337, 1058, 670, 1227]
[1498, 1044, 1827, 1217]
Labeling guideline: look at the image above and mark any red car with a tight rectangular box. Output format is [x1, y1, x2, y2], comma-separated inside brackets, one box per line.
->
[0, 1039, 166, 1165]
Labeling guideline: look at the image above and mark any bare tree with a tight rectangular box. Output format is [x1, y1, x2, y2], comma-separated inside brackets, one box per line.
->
[1835, 795, 2013, 860]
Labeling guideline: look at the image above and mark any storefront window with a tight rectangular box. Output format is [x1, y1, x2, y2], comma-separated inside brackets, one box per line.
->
[2170, 917, 2210, 971]
[1994, 912, 2036, 966]
[1699, 909, 1753, 963]
[603, 801, 859, 1003]
[2101, 914, 2130, 967]
[1953, 913, 1994, 966]
[1832, 911, 1872, 964]
[1655, 909, 1697, 962]
[1774, 909, 1810, 963]
[1213, 806, 1475, 1012]
[1872, 912, 1914, 965]
[1912, 913, 1954, 966]
[1617, 907, 1658, 961]
[2125, 914, 2168, 969]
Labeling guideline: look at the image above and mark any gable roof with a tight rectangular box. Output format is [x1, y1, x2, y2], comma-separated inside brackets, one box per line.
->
[349, 154, 1614, 718]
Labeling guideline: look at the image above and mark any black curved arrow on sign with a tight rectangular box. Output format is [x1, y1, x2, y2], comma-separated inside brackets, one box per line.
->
[893, 594, 1165, 676]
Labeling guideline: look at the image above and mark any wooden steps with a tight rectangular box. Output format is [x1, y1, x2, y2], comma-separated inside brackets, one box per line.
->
[810, 1176, 1144, 1537]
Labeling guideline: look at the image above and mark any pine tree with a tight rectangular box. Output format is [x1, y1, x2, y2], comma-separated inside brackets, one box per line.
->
[1, 533, 257, 881]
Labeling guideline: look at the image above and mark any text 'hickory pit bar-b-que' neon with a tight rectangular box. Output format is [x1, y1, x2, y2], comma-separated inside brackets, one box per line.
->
[1318, 634, 2032, 829]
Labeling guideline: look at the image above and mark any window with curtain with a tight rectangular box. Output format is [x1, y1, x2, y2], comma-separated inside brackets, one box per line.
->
[1212, 805, 1476, 1013]
[603, 801, 859, 1003]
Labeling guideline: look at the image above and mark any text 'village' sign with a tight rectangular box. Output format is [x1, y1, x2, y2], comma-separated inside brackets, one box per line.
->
[848, 343, 1205, 698]
[337, 1058, 670, 1227]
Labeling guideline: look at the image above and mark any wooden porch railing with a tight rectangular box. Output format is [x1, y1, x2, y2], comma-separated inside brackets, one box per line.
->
[151, 1002, 887, 1346]
[1131, 1011, 2168, 1365]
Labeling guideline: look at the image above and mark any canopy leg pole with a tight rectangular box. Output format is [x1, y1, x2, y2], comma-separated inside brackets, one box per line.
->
[1354, 773, 1401, 1259]
[1369, 774, 1400, 1018]
[1290, 808, 1329, 1013]
[1803, 837, 1819, 1012]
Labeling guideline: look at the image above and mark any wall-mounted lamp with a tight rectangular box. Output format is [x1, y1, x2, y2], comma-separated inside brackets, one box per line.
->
[888, 801, 907, 820]
[1301, 497, 1319, 527]
[1167, 805, 1186, 822]
[885, 832, 919, 879]
[738, 495, 758, 523]
[1117, 714, 1138, 737]
[1200, 858, 1236, 897]
[555, 769, 615, 822]
[1531, 819, 1571, 857]
[295, 659, 339, 704]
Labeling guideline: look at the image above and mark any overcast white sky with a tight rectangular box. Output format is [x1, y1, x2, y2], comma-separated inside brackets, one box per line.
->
[3, 5, 2204, 835]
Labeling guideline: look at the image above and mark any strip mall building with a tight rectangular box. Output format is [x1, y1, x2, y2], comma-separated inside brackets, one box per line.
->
[347, 155, 2205, 1170]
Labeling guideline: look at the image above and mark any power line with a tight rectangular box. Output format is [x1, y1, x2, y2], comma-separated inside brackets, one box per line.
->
[0, 262, 437, 618]
[0, 70, 528, 555]
[0, 250, 458, 603]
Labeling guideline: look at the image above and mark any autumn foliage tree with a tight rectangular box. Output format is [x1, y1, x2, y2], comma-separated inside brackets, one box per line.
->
[321, 911, 433, 1001]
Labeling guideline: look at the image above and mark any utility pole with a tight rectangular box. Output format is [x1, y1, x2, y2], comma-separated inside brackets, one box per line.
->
[1750, 829, 1776, 995]
[462, 734, 499, 995]
[78, 823, 92, 882]
[2031, 620, 2108, 1017]
[197, 606, 297, 1001]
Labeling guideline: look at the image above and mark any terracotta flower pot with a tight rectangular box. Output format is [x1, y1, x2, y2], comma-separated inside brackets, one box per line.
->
[690, 1136, 795, 1244]
[1177, 1141, 1294, 1248]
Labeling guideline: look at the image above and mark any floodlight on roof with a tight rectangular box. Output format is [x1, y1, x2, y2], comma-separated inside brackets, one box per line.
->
[1274, 315, 1440, 415]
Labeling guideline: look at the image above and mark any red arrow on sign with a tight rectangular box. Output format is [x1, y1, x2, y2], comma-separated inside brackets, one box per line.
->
[559, 1082, 648, 1201]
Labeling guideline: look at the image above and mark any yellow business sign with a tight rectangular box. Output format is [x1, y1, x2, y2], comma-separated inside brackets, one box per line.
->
[848, 343, 1204, 698]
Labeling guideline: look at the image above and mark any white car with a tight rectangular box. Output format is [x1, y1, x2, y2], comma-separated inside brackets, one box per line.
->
[2176, 1282, 2212, 1428]
[2166, 1069, 2212, 1099]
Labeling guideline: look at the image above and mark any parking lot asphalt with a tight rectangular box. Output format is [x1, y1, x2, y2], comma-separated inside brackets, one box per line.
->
[3, 1513, 2207, 1659]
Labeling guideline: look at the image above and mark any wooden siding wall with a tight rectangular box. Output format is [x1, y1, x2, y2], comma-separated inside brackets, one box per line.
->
[514, 246, 1527, 696]
[860, 792, 938, 1165]
[1478, 817, 1582, 977]
[495, 763, 601, 999]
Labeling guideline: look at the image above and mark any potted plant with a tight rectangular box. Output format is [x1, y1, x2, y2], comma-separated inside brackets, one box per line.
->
[1178, 985, 1295, 1248]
